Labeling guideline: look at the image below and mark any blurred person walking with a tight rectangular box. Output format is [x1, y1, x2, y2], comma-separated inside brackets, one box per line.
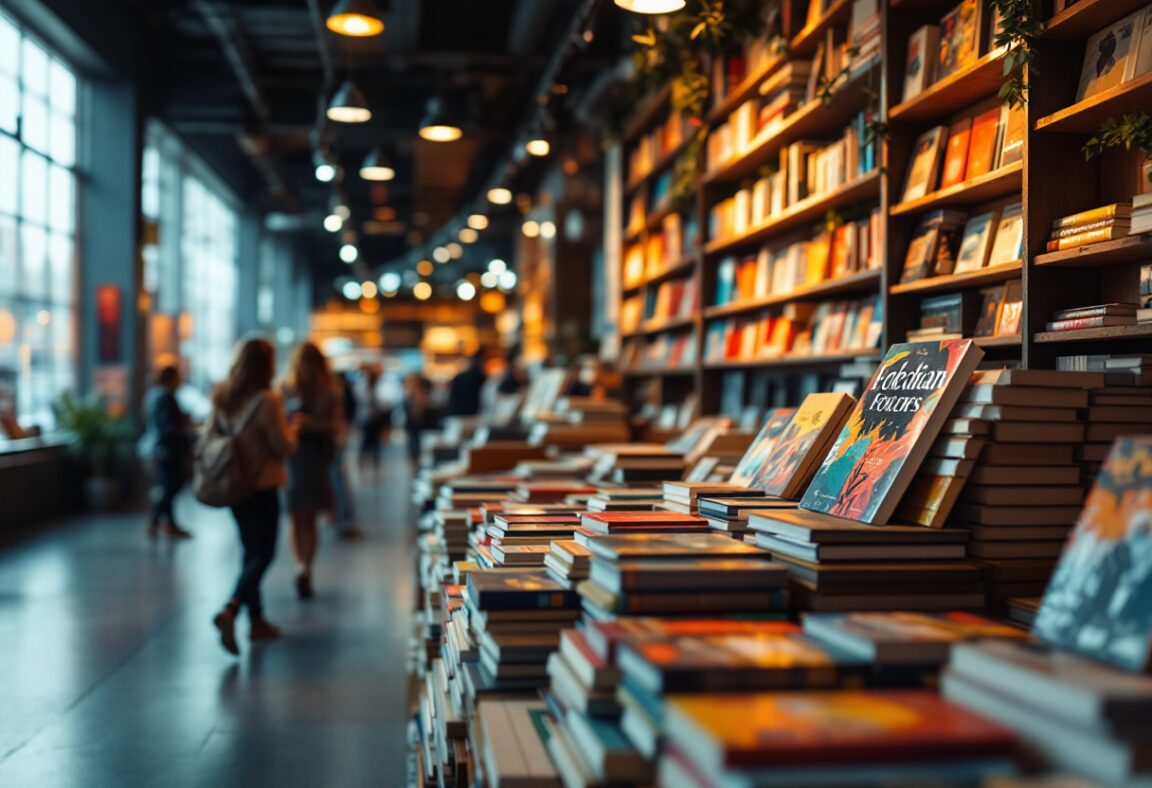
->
[330, 371, 359, 538]
[447, 349, 487, 416]
[207, 338, 297, 656]
[142, 365, 194, 539]
[281, 342, 343, 599]
[403, 372, 438, 467]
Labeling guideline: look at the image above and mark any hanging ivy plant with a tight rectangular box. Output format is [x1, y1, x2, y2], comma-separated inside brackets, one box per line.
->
[989, 0, 1043, 107]
[1083, 112, 1152, 160]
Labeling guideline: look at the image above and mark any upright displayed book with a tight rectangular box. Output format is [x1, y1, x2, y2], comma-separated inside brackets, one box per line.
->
[799, 339, 985, 524]
[1076, 12, 1143, 101]
[747, 392, 857, 498]
[1033, 435, 1152, 672]
[729, 407, 795, 487]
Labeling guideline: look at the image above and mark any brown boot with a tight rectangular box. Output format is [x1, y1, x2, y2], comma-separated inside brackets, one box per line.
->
[162, 524, 192, 539]
[213, 608, 240, 656]
[250, 619, 282, 641]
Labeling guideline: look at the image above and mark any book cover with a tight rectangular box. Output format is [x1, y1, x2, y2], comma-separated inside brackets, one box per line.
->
[973, 286, 1004, 337]
[1033, 435, 1152, 672]
[1135, 4, 1152, 79]
[995, 280, 1022, 337]
[902, 126, 947, 202]
[986, 202, 1024, 265]
[965, 106, 1002, 178]
[940, 117, 973, 189]
[1076, 12, 1141, 101]
[997, 103, 1025, 167]
[936, 0, 982, 82]
[585, 532, 768, 562]
[902, 25, 940, 103]
[750, 392, 857, 498]
[798, 340, 986, 524]
[952, 211, 997, 274]
[1051, 203, 1132, 229]
[467, 570, 580, 610]
[730, 407, 796, 486]
[804, 611, 1029, 664]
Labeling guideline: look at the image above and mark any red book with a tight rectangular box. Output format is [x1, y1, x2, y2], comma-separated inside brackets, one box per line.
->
[581, 512, 708, 524]
[494, 514, 581, 525]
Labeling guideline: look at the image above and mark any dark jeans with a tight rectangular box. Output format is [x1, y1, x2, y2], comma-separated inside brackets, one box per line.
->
[229, 487, 280, 621]
[150, 458, 186, 525]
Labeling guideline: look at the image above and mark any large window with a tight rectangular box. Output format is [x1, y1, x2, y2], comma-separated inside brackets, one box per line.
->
[180, 176, 237, 390]
[0, 10, 78, 429]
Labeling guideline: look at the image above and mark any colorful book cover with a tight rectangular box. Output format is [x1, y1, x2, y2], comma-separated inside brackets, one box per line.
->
[467, 571, 580, 610]
[804, 611, 1029, 663]
[940, 117, 973, 189]
[749, 393, 857, 498]
[1076, 12, 1141, 101]
[1033, 435, 1152, 672]
[798, 340, 986, 524]
[964, 106, 1002, 179]
[730, 407, 797, 486]
[952, 211, 997, 274]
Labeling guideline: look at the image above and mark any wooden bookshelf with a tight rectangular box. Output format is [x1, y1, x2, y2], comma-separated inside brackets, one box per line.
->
[704, 269, 881, 319]
[622, 366, 697, 377]
[789, 0, 854, 58]
[707, 51, 788, 125]
[1034, 72, 1152, 135]
[888, 261, 1022, 295]
[890, 162, 1022, 216]
[1034, 235, 1152, 269]
[625, 136, 692, 195]
[889, 47, 1008, 123]
[636, 316, 696, 336]
[974, 334, 1023, 348]
[1034, 324, 1152, 344]
[704, 349, 881, 370]
[1042, 0, 1150, 40]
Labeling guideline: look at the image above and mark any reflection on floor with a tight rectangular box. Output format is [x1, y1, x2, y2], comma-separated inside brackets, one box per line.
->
[0, 446, 414, 787]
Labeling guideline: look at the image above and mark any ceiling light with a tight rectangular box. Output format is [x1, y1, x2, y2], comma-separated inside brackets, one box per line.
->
[480, 271, 498, 288]
[432, 247, 450, 263]
[413, 281, 432, 300]
[418, 95, 464, 142]
[315, 163, 336, 182]
[456, 281, 476, 301]
[467, 214, 488, 230]
[498, 271, 517, 291]
[324, 214, 343, 232]
[488, 187, 513, 205]
[614, 0, 686, 13]
[333, 203, 351, 220]
[446, 242, 463, 259]
[359, 147, 395, 181]
[525, 138, 550, 157]
[327, 81, 372, 123]
[459, 227, 478, 243]
[522, 220, 540, 238]
[487, 258, 507, 274]
[340, 244, 358, 263]
[379, 271, 401, 293]
[540, 220, 556, 239]
[326, 0, 386, 36]
[361, 281, 378, 298]
[417, 260, 434, 276]
[341, 281, 362, 300]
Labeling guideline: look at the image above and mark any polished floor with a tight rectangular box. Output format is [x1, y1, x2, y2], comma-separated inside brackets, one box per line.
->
[0, 447, 415, 787]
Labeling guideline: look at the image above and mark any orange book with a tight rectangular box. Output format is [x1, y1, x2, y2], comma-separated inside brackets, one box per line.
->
[805, 231, 832, 284]
[828, 224, 851, 278]
[964, 106, 1001, 179]
[940, 118, 973, 189]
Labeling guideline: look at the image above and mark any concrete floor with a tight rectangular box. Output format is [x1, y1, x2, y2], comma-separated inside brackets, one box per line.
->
[0, 448, 415, 787]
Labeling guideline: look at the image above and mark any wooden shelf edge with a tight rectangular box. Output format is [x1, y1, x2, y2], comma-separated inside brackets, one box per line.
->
[975, 334, 1022, 348]
[888, 261, 1022, 296]
[703, 349, 880, 370]
[704, 269, 882, 319]
[625, 136, 693, 196]
[1034, 72, 1152, 134]
[889, 46, 1008, 123]
[638, 316, 696, 336]
[789, 0, 853, 57]
[621, 366, 697, 377]
[890, 162, 1023, 217]
[1034, 324, 1152, 344]
[1043, 0, 1151, 40]
[1034, 234, 1152, 268]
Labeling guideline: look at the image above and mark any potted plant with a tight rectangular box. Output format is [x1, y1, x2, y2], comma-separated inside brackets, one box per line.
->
[54, 392, 134, 511]
[1084, 112, 1152, 195]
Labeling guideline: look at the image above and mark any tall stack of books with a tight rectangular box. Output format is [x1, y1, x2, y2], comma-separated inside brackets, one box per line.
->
[419, 658, 468, 787]
[1045, 203, 1131, 252]
[474, 699, 560, 787]
[583, 487, 663, 512]
[1077, 373, 1152, 487]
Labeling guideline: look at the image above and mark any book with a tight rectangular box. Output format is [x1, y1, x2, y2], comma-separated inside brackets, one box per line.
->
[936, 0, 983, 82]
[965, 105, 1002, 179]
[1033, 435, 1152, 672]
[477, 701, 559, 785]
[953, 211, 998, 273]
[940, 117, 973, 189]
[1135, 4, 1152, 79]
[903, 126, 947, 202]
[973, 286, 1003, 337]
[467, 570, 580, 610]
[902, 210, 968, 282]
[1052, 203, 1133, 230]
[749, 392, 857, 498]
[997, 103, 1025, 167]
[803, 611, 1028, 665]
[590, 557, 787, 593]
[1076, 12, 1142, 101]
[902, 25, 940, 102]
[582, 532, 769, 562]
[798, 339, 986, 524]
[1045, 225, 1133, 251]
[729, 407, 797, 487]
[986, 202, 1024, 265]
[995, 279, 1022, 337]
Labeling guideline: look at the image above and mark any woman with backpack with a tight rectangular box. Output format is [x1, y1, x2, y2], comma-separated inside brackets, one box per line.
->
[280, 341, 343, 600]
[206, 338, 297, 656]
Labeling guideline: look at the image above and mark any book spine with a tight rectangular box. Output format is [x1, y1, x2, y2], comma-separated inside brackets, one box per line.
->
[1045, 316, 1132, 331]
[1054, 306, 1135, 320]
[1044, 226, 1128, 251]
[1050, 204, 1130, 229]
[1050, 218, 1127, 238]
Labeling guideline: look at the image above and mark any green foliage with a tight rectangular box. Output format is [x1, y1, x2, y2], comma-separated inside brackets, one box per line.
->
[816, 46, 859, 107]
[54, 392, 134, 478]
[1083, 112, 1152, 161]
[990, 0, 1043, 107]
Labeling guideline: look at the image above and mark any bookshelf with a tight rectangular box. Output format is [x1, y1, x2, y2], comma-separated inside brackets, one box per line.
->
[611, 0, 1152, 416]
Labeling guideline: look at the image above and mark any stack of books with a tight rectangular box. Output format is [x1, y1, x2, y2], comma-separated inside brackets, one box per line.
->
[659, 480, 765, 514]
[578, 510, 712, 539]
[418, 658, 468, 787]
[1131, 191, 1152, 234]
[583, 488, 663, 512]
[543, 540, 591, 589]
[506, 480, 597, 504]
[1046, 203, 1131, 252]
[474, 699, 560, 787]
[432, 510, 470, 562]
[1077, 373, 1152, 486]
[486, 514, 581, 567]
[576, 533, 789, 622]
[894, 413, 986, 530]
[1046, 302, 1140, 332]
[463, 570, 580, 696]
[586, 446, 685, 485]
[949, 369, 1101, 608]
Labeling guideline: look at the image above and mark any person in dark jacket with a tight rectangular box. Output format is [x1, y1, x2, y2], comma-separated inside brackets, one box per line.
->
[144, 366, 193, 539]
[447, 349, 487, 416]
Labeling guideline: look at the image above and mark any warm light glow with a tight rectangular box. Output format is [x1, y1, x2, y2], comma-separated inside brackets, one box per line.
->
[614, 0, 686, 13]
[540, 220, 557, 239]
[480, 271, 498, 288]
[521, 220, 540, 238]
[374, 206, 396, 221]
[334, 204, 351, 220]
[342, 281, 362, 300]
[35, 309, 50, 326]
[324, 214, 343, 232]
[418, 124, 462, 142]
[340, 244, 358, 263]
[488, 187, 513, 204]
[315, 163, 337, 182]
[525, 138, 550, 157]
[459, 228, 478, 243]
[327, 13, 383, 36]
[456, 281, 476, 301]
[487, 258, 507, 275]
[360, 164, 395, 181]
[467, 214, 488, 230]
[0, 309, 14, 344]
[432, 247, 450, 263]
[447, 242, 463, 259]
[498, 271, 518, 291]
[413, 281, 432, 300]
[327, 105, 372, 123]
[379, 272, 401, 293]
[417, 260, 434, 276]
[359, 297, 380, 313]
[479, 290, 505, 314]
[361, 281, 378, 298]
